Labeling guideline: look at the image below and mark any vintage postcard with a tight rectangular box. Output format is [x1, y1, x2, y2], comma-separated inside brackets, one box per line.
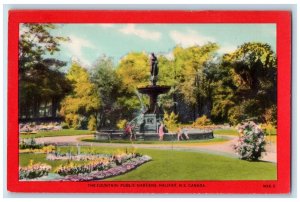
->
[7, 10, 291, 193]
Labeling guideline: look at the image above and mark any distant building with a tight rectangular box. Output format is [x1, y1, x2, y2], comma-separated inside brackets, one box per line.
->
[19, 98, 62, 123]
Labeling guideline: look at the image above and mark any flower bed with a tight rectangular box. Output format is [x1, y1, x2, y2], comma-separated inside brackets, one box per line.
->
[20, 145, 56, 154]
[54, 153, 144, 177]
[55, 158, 111, 176]
[19, 161, 52, 180]
[19, 138, 43, 150]
[20, 148, 152, 181]
[46, 153, 110, 161]
[19, 122, 62, 133]
[60, 155, 152, 181]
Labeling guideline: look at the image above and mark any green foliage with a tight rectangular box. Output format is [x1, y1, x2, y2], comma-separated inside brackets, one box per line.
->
[60, 62, 100, 129]
[261, 123, 276, 135]
[116, 52, 149, 91]
[192, 115, 212, 128]
[88, 115, 97, 131]
[116, 119, 127, 129]
[263, 105, 277, 125]
[163, 111, 178, 132]
[115, 52, 150, 119]
[19, 23, 71, 119]
[175, 43, 219, 107]
[61, 122, 69, 129]
[228, 105, 245, 126]
[212, 42, 277, 124]
[158, 55, 176, 86]
[91, 55, 123, 128]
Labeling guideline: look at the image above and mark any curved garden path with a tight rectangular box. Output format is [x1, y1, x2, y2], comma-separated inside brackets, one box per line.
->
[36, 134, 276, 163]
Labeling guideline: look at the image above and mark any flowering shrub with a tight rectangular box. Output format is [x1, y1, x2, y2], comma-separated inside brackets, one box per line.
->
[233, 121, 266, 161]
[19, 160, 52, 179]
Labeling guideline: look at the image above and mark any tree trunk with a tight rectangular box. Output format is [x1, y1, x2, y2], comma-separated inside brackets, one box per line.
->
[51, 97, 58, 118]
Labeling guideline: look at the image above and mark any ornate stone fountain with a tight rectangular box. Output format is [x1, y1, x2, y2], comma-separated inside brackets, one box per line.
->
[131, 53, 171, 137]
[95, 53, 213, 141]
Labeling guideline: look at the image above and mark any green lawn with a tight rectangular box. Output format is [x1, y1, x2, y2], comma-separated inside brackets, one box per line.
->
[80, 136, 229, 145]
[20, 129, 95, 139]
[213, 128, 277, 136]
[213, 128, 239, 136]
[20, 146, 277, 180]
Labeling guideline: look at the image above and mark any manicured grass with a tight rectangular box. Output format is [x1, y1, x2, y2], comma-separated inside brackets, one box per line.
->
[20, 129, 95, 139]
[213, 128, 239, 136]
[214, 128, 277, 136]
[80, 136, 229, 145]
[19, 146, 276, 180]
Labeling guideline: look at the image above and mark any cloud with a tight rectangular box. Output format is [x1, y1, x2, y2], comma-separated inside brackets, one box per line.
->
[118, 24, 161, 41]
[218, 44, 237, 54]
[62, 35, 97, 67]
[162, 51, 174, 60]
[170, 30, 215, 47]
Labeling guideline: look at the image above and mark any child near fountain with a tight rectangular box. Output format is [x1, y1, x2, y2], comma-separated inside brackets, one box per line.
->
[158, 122, 165, 141]
[177, 127, 190, 141]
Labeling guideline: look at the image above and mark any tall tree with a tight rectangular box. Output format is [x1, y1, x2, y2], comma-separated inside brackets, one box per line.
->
[156, 55, 176, 112]
[213, 42, 277, 125]
[90, 55, 122, 129]
[173, 43, 219, 119]
[19, 23, 71, 119]
[60, 62, 100, 129]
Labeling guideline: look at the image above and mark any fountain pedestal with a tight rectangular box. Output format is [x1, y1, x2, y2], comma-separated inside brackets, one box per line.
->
[137, 85, 171, 113]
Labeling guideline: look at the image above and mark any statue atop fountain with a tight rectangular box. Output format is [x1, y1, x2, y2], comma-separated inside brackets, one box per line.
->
[150, 53, 159, 86]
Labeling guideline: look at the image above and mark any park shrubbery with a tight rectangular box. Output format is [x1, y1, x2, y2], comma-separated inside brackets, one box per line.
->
[192, 115, 212, 128]
[117, 119, 127, 129]
[234, 121, 266, 161]
[163, 112, 178, 132]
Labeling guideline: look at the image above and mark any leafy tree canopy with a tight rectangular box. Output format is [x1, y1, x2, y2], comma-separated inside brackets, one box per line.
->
[60, 62, 100, 129]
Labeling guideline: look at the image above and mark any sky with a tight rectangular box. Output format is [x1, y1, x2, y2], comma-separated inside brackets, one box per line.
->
[46, 23, 276, 69]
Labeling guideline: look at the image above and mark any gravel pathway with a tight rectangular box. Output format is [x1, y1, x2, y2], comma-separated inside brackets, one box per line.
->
[36, 134, 277, 163]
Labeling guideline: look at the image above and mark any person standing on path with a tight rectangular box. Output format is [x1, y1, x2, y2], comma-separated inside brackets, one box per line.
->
[158, 122, 165, 141]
